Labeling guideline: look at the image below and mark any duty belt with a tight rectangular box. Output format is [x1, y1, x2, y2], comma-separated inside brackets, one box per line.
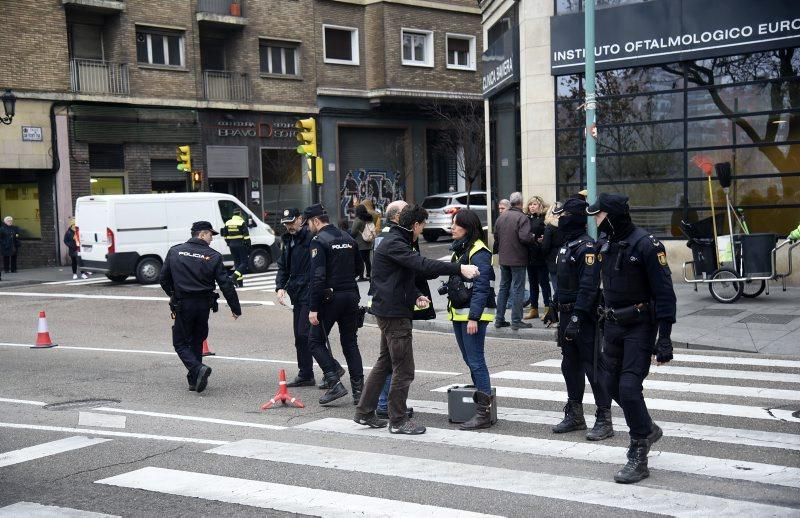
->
[598, 302, 650, 322]
[558, 303, 575, 312]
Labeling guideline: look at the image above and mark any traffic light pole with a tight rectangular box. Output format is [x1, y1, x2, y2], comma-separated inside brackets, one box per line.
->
[311, 156, 319, 204]
[584, 0, 597, 238]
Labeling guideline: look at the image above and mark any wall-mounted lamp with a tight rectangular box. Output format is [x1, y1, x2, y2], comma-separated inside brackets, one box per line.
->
[1, 89, 16, 125]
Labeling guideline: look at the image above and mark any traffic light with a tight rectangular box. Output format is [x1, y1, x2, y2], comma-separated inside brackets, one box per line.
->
[305, 156, 324, 184]
[192, 170, 202, 184]
[295, 118, 317, 157]
[176, 145, 191, 172]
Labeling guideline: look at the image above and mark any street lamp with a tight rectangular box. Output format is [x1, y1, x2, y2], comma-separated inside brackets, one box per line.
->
[1, 89, 16, 125]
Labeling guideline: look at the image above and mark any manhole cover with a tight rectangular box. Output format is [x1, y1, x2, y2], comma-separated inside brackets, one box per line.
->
[691, 309, 744, 317]
[43, 398, 120, 411]
[737, 314, 797, 325]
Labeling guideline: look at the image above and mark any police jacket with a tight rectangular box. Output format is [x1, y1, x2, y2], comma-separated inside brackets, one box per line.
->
[554, 234, 600, 318]
[447, 239, 496, 322]
[309, 224, 363, 312]
[370, 225, 461, 319]
[159, 237, 242, 315]
[221, 215, 250, 247]
[275, 226, 313, 305]
[599, 227, 676, 323]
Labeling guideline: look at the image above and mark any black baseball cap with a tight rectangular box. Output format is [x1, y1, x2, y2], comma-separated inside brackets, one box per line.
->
[191, 221, 219, 235]
[586, 193, 630, 216]
[553, 197, 587, 215]
[303, 203, 327, 220]
[280, 208, 301, 223]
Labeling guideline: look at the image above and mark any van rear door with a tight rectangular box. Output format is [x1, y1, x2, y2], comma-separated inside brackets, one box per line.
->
[75, 199, 111, 265]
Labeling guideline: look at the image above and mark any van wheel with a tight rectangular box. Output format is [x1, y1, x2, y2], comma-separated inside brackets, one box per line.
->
[248, 248, 270, 273]
[106, 274, 128, 283]
[136, 258, 162, 284]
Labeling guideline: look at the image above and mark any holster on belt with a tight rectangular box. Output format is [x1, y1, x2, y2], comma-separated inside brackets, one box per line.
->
[604, 302, 651, 326]
[169, 296, 182, 320]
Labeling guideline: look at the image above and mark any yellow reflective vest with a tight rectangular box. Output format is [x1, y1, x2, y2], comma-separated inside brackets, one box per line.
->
[222, 215, 250, 245]
[447, 239, 496, 322]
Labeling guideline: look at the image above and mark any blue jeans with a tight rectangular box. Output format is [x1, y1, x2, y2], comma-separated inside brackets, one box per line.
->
[527, 263, 552, 307]
[495, 265, 527, 324]
[453, 321, 491, 394]
[377, 374, 391, 412]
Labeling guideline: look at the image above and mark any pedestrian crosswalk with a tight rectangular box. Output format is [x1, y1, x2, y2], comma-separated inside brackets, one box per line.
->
[3, 349, 799, 516]
[46, 270, 279, 293]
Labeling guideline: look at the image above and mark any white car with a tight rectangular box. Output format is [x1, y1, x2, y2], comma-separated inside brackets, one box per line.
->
[420, 191, 488, 242]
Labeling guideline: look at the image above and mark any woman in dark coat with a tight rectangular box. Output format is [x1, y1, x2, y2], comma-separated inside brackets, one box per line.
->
[525, 196, 551, 319]
[1, 216, 21, 273]
[350, 204, 376, 281]
[63, 219, 89, 279]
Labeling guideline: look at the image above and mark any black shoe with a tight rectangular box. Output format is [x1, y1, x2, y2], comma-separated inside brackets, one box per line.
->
[350, 376, 364, 406]
[319, 381, 348, 405]
[552, 400, 587, 433]
[195, 365, 212, 393]
[494, 320, 511, 329]
[586, 406, 614, 441]
[389, 419, 426, 435]
[318, 365, 346, 389]
[286, 376, 316, 388]
[188, 385, 195, 391]
[354, 411, 388, 429]
[459, 392, 494, 431]
[614, 439, 650, 484]
[511, 321, 533, 330]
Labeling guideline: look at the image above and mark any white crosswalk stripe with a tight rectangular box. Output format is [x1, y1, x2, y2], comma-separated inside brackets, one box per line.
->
[0, 436, 110, 468]
[0, 502, 118, 517]
[670, 354, 800, 369]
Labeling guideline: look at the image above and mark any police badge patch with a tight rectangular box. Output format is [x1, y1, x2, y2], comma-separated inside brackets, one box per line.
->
[585, 253, 595, 265]
[657, 251, 667, 266]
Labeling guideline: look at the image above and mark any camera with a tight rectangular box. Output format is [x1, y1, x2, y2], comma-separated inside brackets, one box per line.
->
[437, 281, 449, 296]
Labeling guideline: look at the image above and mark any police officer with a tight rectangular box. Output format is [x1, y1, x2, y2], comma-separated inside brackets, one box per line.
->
[276, 208, 344, 387]
[543, 196, 613, 441]
[305, 203, 365, 405]
[587, 193, 676, 484]
[221, 209, 251, 287]
[159, 221, 241, 393]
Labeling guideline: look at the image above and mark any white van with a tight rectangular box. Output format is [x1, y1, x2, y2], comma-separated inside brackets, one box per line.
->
[75, 193, 280, 284]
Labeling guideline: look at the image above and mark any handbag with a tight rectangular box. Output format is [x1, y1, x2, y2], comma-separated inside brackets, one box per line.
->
[361, 222, 376, 243]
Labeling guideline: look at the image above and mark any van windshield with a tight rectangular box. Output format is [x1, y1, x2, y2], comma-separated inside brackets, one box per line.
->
[219, 200, 247, 223]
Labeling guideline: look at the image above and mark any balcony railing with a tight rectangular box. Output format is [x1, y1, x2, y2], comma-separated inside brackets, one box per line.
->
[203, 70, 251, 102]
[70, 59, 130, 95]
[197, 0, 244, 16]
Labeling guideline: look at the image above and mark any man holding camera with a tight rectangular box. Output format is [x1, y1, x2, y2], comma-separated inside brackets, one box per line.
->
[354, 205, 480, 434]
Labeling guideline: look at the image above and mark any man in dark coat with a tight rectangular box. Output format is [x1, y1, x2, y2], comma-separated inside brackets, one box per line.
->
[1, 216, 22, 274]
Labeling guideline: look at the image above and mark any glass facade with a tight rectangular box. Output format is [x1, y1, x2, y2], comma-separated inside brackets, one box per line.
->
[554, 48, 800, 237]
[555, 0, 653, 15]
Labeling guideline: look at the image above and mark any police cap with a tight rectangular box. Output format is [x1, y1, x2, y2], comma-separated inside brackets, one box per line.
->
[280, 208, 301, 223]
[586, 193, 629, 216]
[303, 203, 327, 220]
[191, 221, 219, 235]
[553, 197, 588, 215]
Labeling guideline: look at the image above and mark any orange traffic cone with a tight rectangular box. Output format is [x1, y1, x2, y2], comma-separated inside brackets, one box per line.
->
[202, 339, 215, 356]
[32, 311, 57, 349]
[260, 369, 305, 410]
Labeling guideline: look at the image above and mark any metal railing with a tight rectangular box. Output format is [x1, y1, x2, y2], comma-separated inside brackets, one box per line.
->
[203, 70, 251, 102]
[70, 59, 129, 95]
[197, 0, 243, 16]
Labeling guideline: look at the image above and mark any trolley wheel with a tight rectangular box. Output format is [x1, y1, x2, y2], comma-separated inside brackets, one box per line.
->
[741, 279, 766, 298]
[708, 268, 743, 304]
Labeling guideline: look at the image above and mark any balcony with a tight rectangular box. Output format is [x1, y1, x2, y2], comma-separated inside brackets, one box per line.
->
[62, 0, 124, 14]
[196, 0, 247, 27]
[70, 59, 130, 95]
[203, 70, 251, 102]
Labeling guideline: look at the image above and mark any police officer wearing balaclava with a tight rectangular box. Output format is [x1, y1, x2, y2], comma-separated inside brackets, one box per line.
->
[587, 193, 676, 484]
[543, 196, 613, 442]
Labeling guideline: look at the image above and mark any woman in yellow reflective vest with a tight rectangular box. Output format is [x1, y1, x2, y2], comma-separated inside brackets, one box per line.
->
[448, 209, 497, 430]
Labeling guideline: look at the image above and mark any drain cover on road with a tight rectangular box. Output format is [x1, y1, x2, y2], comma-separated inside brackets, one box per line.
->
[691, 309, 744, 317]
[43, 399, 120, 411]
[737, 314, 797, 325]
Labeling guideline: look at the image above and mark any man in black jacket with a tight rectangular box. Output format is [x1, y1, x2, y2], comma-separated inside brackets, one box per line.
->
[354, 205, 479, 434]
[160, 221, 241, 393]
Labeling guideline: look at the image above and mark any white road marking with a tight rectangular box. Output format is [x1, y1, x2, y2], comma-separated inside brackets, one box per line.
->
[93, 407, 286, 430]
[0, 502, 118, 517]
[531, 359, 800, 383]
[493, 371, 800, 401]
[42, 278, 111, 286]
[431, 385, 800, 422]
[96, 467, 499, 518]
[0, 436, 111, 468]
[78, 412, 127, 429]
[0, 397, 45, 406]
[671, 354, 800, 369]
[0, 422, 230, 446]
[0, 292, 273, 306]
[207, 439, 799, 517]
[299, 418, 800, 489]
[408, 399, 800, 451]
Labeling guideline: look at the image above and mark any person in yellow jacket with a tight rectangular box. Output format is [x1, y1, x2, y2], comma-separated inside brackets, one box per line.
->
[220, 210, 251, 287]
[447, 209, 497, 430]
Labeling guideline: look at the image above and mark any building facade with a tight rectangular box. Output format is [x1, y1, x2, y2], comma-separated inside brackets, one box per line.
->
[0, 0, 481, 267]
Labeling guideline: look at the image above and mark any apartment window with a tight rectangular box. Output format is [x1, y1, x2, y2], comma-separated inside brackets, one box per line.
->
[446, 34, 476, 70]
[401, 29, 433, 67]
[323, 25, 359, 65]
[260, 40, 300, 76]
[136, 28, 184, 67]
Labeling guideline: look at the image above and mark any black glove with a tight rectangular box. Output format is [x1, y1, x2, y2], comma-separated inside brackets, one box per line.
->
[542, 305, 559, 327]
[563, 313, 581, 341]
[655, 321, 673, 363]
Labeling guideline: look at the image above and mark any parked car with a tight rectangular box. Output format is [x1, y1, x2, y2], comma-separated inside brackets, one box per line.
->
[420, 190, 488, 242]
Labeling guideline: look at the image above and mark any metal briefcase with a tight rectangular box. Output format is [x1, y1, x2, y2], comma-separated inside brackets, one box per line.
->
[447, 385, 497, 424]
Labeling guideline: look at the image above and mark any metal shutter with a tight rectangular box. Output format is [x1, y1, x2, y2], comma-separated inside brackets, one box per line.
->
[207, 146, 249, 178]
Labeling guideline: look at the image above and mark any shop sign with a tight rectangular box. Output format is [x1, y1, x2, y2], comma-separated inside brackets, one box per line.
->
[216, 119, 299, 139]
[22, 126, 43, 142]
[551, 0, 800, 74]
[482, 30, 519, 98]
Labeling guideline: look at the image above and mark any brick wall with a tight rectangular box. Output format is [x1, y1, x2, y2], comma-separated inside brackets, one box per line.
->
[315, 1, 368, 90]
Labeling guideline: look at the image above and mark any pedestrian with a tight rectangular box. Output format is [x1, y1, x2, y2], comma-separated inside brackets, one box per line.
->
[543, 197, 613, 441]
[540, 203, 564, 299]
[493, 192, 534, 330]
[1, 216, 21, 273]
[447, 209, 497, 430]
[305, 203, 365, 405]
[525, 196, 551, 319]
[63, 218, 89, 280]
[220, 209, 251, 287]
[362, 198, 382, 230]
[159, 221, 242, 393]
[588, 193, 677, 484]
[498, 199, 510, 215]
[350, 204, 376, 281]
[354, 204, 479, 434]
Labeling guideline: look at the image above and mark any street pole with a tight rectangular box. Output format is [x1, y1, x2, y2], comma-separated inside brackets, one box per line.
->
[311, 156, 319, 204]
[585, 0, 597, 238]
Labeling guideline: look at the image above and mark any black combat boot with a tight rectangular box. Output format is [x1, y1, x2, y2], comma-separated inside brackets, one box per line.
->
[459, 391, 494, 431]
[350, 376, 364, 406]
[647, 421, 663, 452]
[552, 400, 586, 433]
[614, 439, 650, 484]
[586, 406, 614, 441]
[318, 363, 346, 389]
[318, 371, 348, 405]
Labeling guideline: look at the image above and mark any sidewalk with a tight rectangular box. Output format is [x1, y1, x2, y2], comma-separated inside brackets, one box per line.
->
[0, 266, 84, 288]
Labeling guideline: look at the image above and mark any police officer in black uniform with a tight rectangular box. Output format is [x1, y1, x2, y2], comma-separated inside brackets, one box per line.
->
[159, 221, 242, 393]
[544, 196, 613, 441]
[587, 193, 676, 484]
[305, 204, 365, 405]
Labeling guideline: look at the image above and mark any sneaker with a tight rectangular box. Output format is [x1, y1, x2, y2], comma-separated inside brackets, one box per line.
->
[72, 274, 78, 280]
[511, 321, 533, 330]
[81, 273, 88, 279]
[195, 365, 212, 393]
[354, 411, 388, 428]
[494, 320, 511, 329]
[389, 419, 426, 435]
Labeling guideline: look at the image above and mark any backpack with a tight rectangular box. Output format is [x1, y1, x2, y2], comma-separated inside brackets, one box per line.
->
[361, 221, 377, 243]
